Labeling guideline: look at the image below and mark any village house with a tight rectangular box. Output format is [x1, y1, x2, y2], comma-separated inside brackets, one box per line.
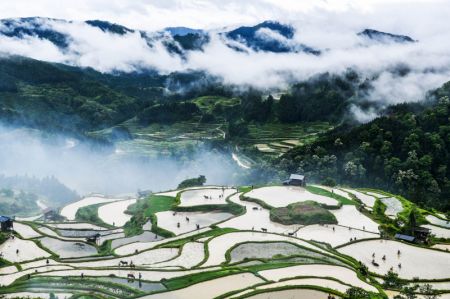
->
[0, 215, 13, 232]
[283, 174, 306, 187]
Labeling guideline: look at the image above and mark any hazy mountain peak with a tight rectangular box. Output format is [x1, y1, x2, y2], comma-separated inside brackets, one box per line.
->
[358, 28, 416, 43]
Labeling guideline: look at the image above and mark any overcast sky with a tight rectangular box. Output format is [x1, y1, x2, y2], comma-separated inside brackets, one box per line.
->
[0, 0, 447, 31]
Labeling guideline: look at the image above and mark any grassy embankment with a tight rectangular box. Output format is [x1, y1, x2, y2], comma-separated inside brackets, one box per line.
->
[270, 201, 338, 225]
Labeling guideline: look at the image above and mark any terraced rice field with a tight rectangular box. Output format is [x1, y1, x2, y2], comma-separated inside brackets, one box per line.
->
[60, 195, 125, 220]
[229, 242, 325, 264]
[380, 197, 403, 217]
[39, 237, 98, 258]
[13, 222, 41, 238]
[98, 198, 137, 226]
[296, 224, 379, 247]
[245, 186, 339, 208]
[243, 289, 337, 299]
[202, 231, 327, 267]
[331, 205, 379, 233]
[254, 277, 351, 293]
[2, 184, 449, 298]
[156, 210, 233, 235]
[342, 189, 376, 208]
[312, 185, 352, 200]
[245, 122, 332, 156]
[47, 222, 110, 230]
[142, 273, 264, 299]
[338, 239, 450, 279]
[422, 224, 450, 239]
[426, 215, 450, 228]
[110, 231, 162, 249]
[153, 242, 205, 269]
[0, 237, 51, 262]
[259, 264, 377, 291]
[218, 193, 299, 234]
[178, 188, 236, 207]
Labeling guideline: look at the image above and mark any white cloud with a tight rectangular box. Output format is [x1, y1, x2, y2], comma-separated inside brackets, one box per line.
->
[0, 0, 449, 108]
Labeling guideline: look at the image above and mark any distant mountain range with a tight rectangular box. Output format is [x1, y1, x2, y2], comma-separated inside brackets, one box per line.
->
[0, 17, 416, 59]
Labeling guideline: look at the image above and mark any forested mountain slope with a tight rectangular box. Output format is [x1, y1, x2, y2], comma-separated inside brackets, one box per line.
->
[279, 83, 450, 211]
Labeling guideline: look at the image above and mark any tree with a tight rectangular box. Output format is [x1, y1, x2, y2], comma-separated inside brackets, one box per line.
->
[346, 287, 370, 299]
[383, 270, 404, 289]
[322, 177, 337, 187]
[177, 175, 207, 189]
[408, 207, 418, 235]
[420, 284, 441, 299]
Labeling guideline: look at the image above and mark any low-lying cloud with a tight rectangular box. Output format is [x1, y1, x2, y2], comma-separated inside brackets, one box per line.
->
[0, 2, 449, 122]
[0, 125, 243, 196]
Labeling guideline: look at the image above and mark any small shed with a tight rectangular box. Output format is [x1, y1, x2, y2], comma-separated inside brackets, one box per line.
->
[86, 233, 101, 244]
[43, 208, 64, 222]
[395, 233, 415, 243]
[283, 174, 306, 186]
[0, 216, 13, 232]
[413, 227, 431, 243]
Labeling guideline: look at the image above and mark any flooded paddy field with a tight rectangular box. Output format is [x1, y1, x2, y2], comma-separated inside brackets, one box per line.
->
[111, 231, 162, 249]
[156, 210, 233, 235]
[245, 186, 339, 207]
[296, 224, 379, 247]
[331, 205, 379, 233]
[2, 184, 449, 298]
[60, 195, 126, 220]
[243, 289, 339, 299]
[39, 237, 98, 258]
[98, 198, 137, 227]
[0, 237, 51, 262]
[218, 193, 300, 234]
[342, 189, 376, 208]
[338, 239, 450, 279]
[13, 222, 42, 239]
[258, 264, 377, 292]
[178, 188, 236, 207]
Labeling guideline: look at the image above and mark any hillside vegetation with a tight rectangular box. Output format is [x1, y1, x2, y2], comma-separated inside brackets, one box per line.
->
[279, 84, 450, 211]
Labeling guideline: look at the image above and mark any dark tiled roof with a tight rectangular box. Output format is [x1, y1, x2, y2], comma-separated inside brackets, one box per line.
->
[0, 215, 12, 222]
[395, 233, 415, 242]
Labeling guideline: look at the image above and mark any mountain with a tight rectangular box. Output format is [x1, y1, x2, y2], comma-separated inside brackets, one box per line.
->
[358, 29, 416, 43]
[278, 83, 450, 211]
[0, 55, 139, 133]
[0, 17, 70, 48]
[165, 26, 203, 36]
[85, 20, 134, 35]
[225, 21, 320, 54]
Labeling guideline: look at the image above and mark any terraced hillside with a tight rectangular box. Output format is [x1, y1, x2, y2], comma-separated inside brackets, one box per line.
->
[0, 185, 449, 299]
